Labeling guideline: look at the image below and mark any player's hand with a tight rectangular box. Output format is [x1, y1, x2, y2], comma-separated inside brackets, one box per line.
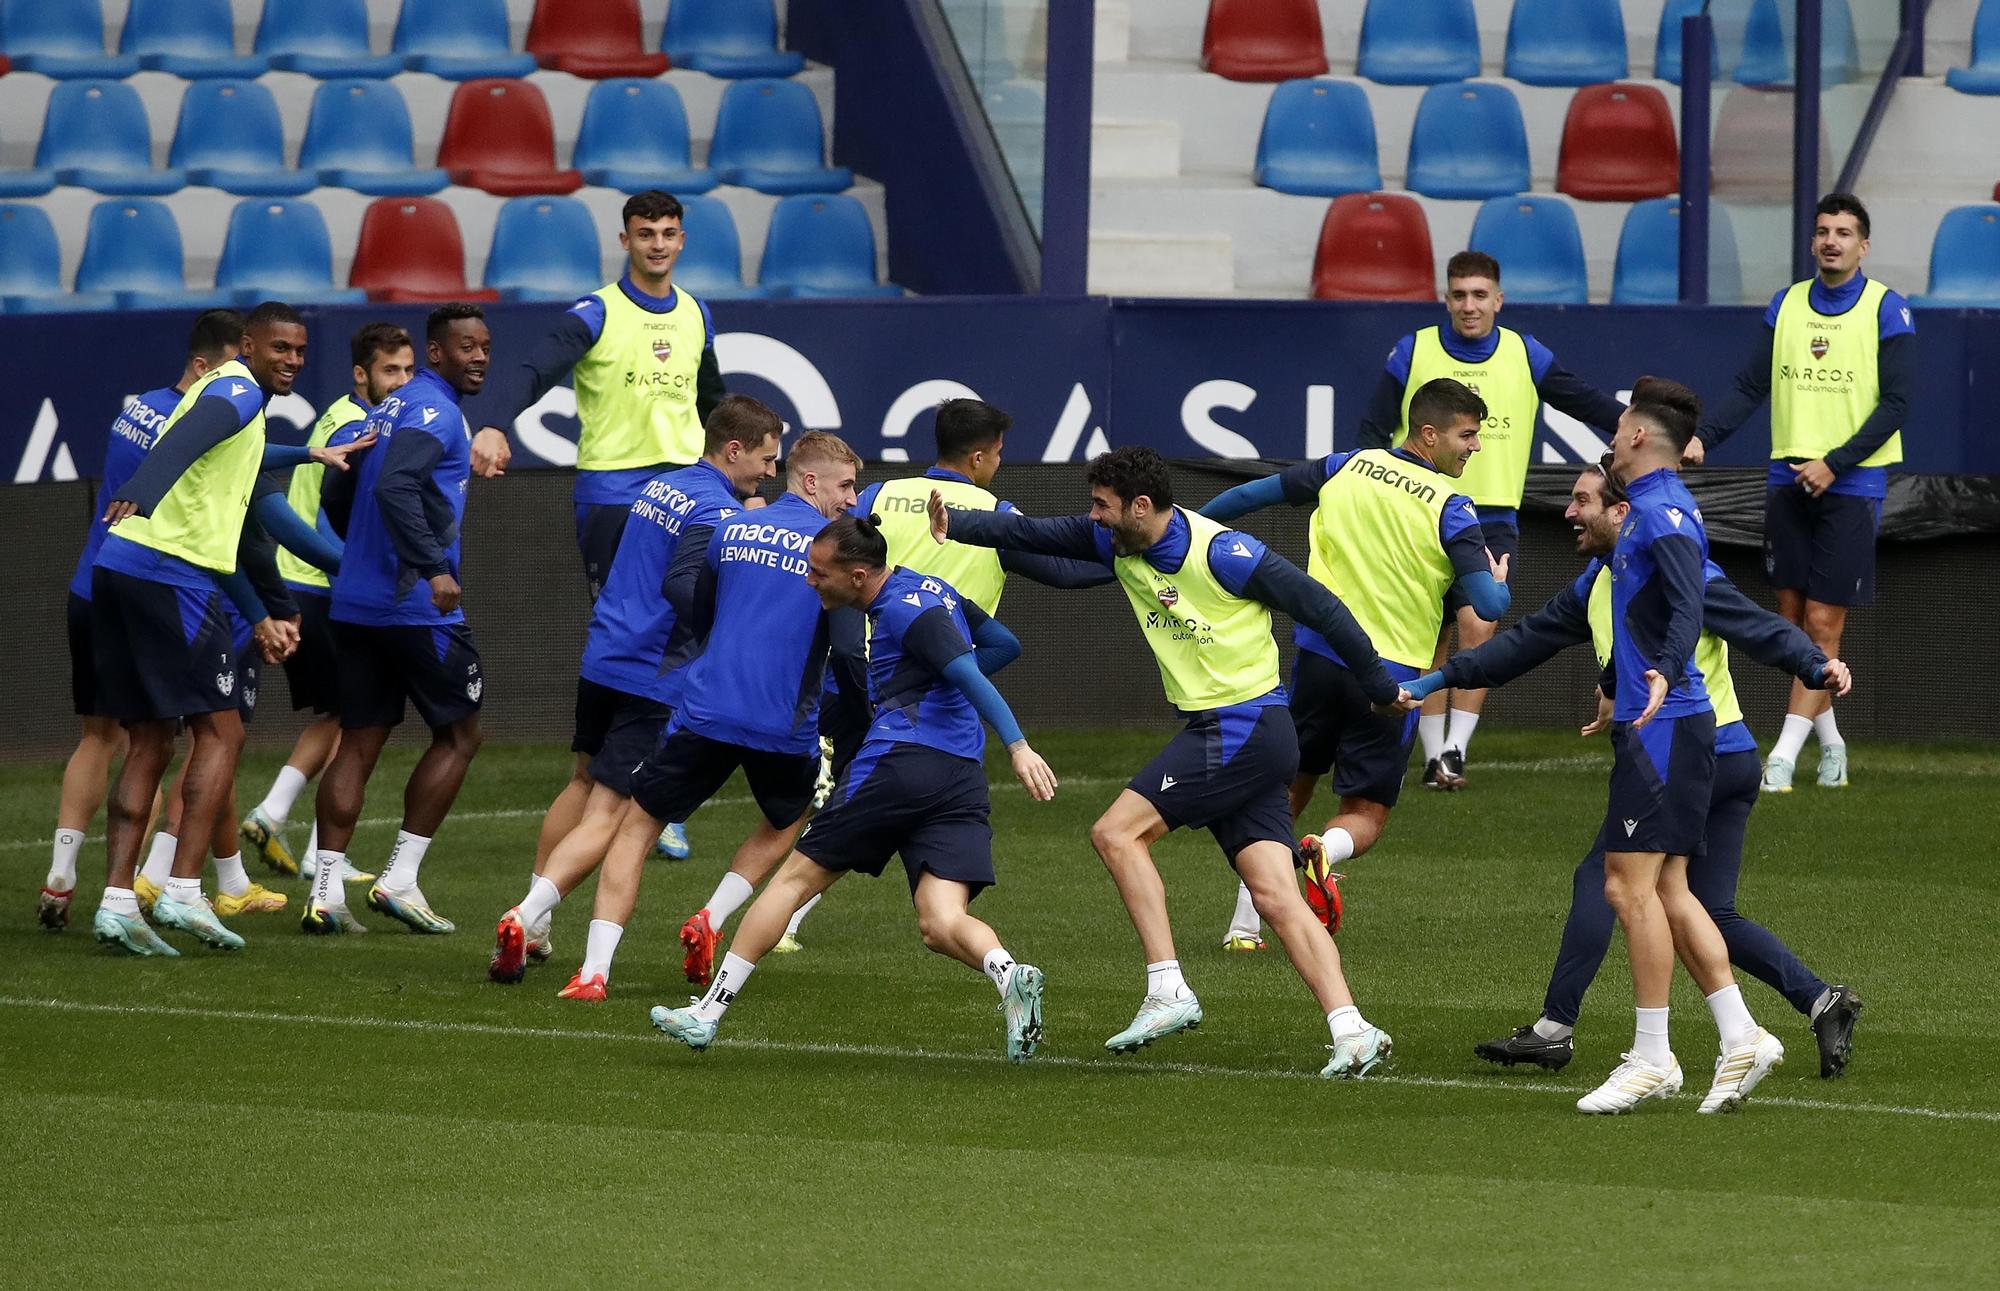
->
[253, 617, 298, 663]
[927, 489, 951, 544]
[1791, 458, 1836, 495]
[1489, 550, 1511, 583]
[102, 499, 138, 525]
[1681, 436, 1707, 467]
[429, 572, 461, 614]
[471, 427, 511, 478]
[311, 430, 377, 471]
[1631, 669, 1669, 729]
[1819, 658, 1853, 696]
[1009, 741, 1057, 801]
[1378, 687, 1421, 716]
[1580, 689, 1614, 737]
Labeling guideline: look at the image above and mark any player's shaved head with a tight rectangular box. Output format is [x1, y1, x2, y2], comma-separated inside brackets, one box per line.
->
[187, 309, 244, 365]
[427, 302, 491, 396]
[239, 300, 306, 395]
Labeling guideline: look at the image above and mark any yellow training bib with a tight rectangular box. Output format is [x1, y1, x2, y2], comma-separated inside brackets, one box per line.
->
[1307, 448, 1462, 670]
[571, 283, 708, 472]
[1114, 509, 1280, 711]
[277, 394, 366, 589]
[1588, 565, 1740, 727]
[117, 359, 266, 574]
[1769, 277, 1902, 467]
[871, 475, 1006, 615]
[1395, 325, 1540, 507]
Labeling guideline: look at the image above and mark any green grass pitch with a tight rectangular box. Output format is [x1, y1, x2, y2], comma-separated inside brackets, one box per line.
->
[1, 729, 1996, 1288]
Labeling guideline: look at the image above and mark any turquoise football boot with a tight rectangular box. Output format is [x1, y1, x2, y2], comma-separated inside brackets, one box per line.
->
[93, 907, 179, 957]
[655, 822, 691, 861]
[1003, 964, 1046, 1063]
[1104, 994, 1203, 1053]
[650, 1004, 717, 1051]
[1321, 1026, 1393, 1079]
[151, 892, 245, 951]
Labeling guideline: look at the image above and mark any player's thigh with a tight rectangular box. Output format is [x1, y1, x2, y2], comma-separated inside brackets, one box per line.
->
[629, 728, 743, 825]
[895, 752, 997, 895]
[1311, 665, 1415, 809]
[332, 621, 408, 730]
[1603, 713, 1715, 860]
[284, 592, 341, 715]
[68, 591, 106, 718]
[1290, 650, 1356, 778]
[95, 571, 236, 723]
[1762, 484, 1815, 593]
[575, 502, 630, 595]
[571, 676, 624, 756]
[741, 747, 820, 829]
[1688, 749, 1759, 910]
[1804, 493, 1879, 609]
[395, 623, 484, 733]
[585, 693, 671, 798]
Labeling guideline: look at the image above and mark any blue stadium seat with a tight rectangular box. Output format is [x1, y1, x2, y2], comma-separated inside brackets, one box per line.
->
[169, 80, 315, 196]
[674, 195, 769, 299]
[35, 81, 186, 195]
[708, 79, 852, 195]
[573, 79, 717, 195]
[483, 195, 602, 301]
[758, 194, 900, 298]
[1948, 0, 2000, 94]
[119, 0, 269, 78]
[1356, 0, 1479, 85]
[256, 0, 404, 78]
[2, 0, 139, 79]
[663, 0, 805, 78]
[299, 80, 450, 195]
[393, 0, 537, 79]
[1653, 0, 1721, 85]
[0, 121, 55, 197]
[1504, 0, 1628, 86]
[1910, 206, 2000, 308]
[0, 202, 67, 311]
[1252, 79, 1381, 197]
[1735, 0, 1857, 87]
[1468, 195, 1587, 303]
[75, 199, 230, 308]
[215, 199, 367, 304]
[1609, 197, 1742, 304]
[1405, 82, 1530, 200]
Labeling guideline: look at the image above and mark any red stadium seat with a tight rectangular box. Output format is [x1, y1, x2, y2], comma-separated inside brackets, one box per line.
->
[1201, 0, 1328, 82]
[349, 197, 501, 303]
[436, 79, 584, 196]
[526, 0, 669, 78]
[1555, 83, 1678, 201]
[1310, 193, 1435, 300]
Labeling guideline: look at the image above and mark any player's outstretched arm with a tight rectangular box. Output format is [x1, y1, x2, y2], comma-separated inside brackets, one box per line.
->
[472, 308, 599, 476]
[1234, 545, 1398, 703]
[253, 491, 342, 575]
[929, 491, 1104, 562]
[1199, 474, 1286, 522]
[1701, 576, 1849, 692]
[1433, 580, 1592, 692]
[261, 430, 376, 473]
[938, 654, 1055, 801]
[1692, 320, 1775, 458]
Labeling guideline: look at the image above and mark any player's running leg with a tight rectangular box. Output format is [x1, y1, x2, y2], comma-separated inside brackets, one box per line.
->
[302, 723, 393, 933]
[365, 714, 481, 934]
[1091, 791, 1204, 1052]
[1237, 841, 1391, 1078]
[211, 784, 287, 916]
[1658, 856, 1784, 1112]
[1297, 796, 1387, 931]
[681, 815, 806, 986]
[547, 797, 658, 999]
[1476, 847, 1605, 1072]
[493, 782, 633, 984]
[149, 709, 247, 952]
[94, 719, 179, 956]
[772, 891, 822, 953]
[1579, 850, 1682, 1113]
[241, 716, 339, 876]
[910, 873, 1043, 1063]
[43, 717, 126, 930]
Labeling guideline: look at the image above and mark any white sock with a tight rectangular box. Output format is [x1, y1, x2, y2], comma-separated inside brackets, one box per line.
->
[214, 851, 250, 898]
[311, 849, 348, 908]
[1228, 881, 1259, 935]
[1812, 708, 1843, 749]
[690, 951, 755, 1023]
[165, 875, 202, 908]
[1634, 1006, 1671, 1066]
[378, 830, 431, 892]
[1320, 827, 1357, 863]
[705, 871, 755, 926]
[1444, 708, 1480, 756]
[140, 831, 177, 887]
[259, 765, 309, 825]
[517, 874, 562, 928]
[1327, 1004, 1365, 1040]
[1145, 959, 1191, 1001]
[48, 828, 85, 891]
[580, 918, 624, 981]
[1532, 1017, 1574, 1041]
[1705, 983, 1759, 1050]
[982, 947, 1017, 996]
[784, 891, 821, 937]
[101, 886, 139, 917]
[1771, 713, 1813, 764]
[1418, 712, 1447, 763]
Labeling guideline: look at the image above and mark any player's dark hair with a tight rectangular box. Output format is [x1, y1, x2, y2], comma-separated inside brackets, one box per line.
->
[704, 394, 783, 454]
[426, 302, 486, 344]
[623, 189, 684, 228]
[187, 308, 245, 362]
[350, 322, 413, 371]
[1086, 445, 1173, 511]
[1816, 191, 1870, 240]
[243, 300, 303, 333]
[934, 398, 1011, 462]
[1446, 250, 1501, 284]
[1593, 452, 1629, 507]
[816, 513, 888, 570]
[1408, 377, 1488, 435]
[1628, 375, 1701, 451]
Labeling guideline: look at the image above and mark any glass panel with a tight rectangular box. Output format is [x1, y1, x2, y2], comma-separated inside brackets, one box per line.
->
[939, 0, 1046, 235]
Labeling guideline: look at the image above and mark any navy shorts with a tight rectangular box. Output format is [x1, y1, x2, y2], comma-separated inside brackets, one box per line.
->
[631, 724, 817, 830]
[232, 628, 262, 724]
[1445, 516, 1518, 615]
[1290, 649, 1417, 807]
[1132, 703, 1300, 865]
[1599, 709, 1718, 857]
[90, 566, 238, 723]
[68, 591, 103, 717]
[797, 741, 996, 895]
[575, 502, 633, 602]
[282, 589, 341, 714]
[576, 680, 672, 798]
[332, 619, 484, 731]
[1764, 484, 1878, 607]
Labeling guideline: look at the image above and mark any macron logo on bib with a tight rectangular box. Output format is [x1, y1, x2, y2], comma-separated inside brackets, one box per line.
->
[422, 407, 439, 425]
[228, 383, 247, 397]
[902, 593, 925, 608]
[1665, 507, 1683, 529]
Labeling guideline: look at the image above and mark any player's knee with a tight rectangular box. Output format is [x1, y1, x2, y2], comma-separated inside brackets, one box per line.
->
[438, 719, 482, 760]
[1088, 815, 1125, 858]
[1802, 603, 1845, 645]
[914, 910, 953, 954]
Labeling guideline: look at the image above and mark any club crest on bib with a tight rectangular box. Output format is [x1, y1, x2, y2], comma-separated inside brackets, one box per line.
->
[653, 337, 674, 362]
[1809, 336, 1829, 360]
[1156, 585, 1179, 608]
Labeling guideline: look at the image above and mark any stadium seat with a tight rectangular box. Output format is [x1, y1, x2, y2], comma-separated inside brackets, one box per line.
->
[757, 194, 901, 298]
[0, 202, 66, 311]
[1653, 0, 1720, 85]
[35, 81, 185, 195]
[74, 199, 229, 308]
[2, 0, 139, 78]
[1609, 197, 1742, 304]
[573, 79, 716, 194]
[1309, 193, 1435, 301]
[349, 197, 500, 303]
[0, 122, 55, 197]
[438, 79, 584, 196]
[1200, 0, 1328, 82]
[1910, 205, 2000, 308]
[527, 0, 669, 78]
[118, 0, 269, 78]
[674, 195, 768, 299]
[1405, 82, 1530, 200]
[1948, 0, 2000, 94]
[256, 0, 404, 78]
[1356, 0, 1479, 85]
[169, 81, 315, 197]
[300, 80, 450, 195]
[393, 0, 538, 80]
[1252, 80, 1381, 198]
[1503, 0, 1628, 86]
[215, 199, 367, 304]
[708, 79, 852, 194]
[1555, 83, 1677, 201]
[483, 195, 602, 301]
[662, 0, 805, 78]
[1735, 0, 1858, 87]
[1468, 195, 1588, 303]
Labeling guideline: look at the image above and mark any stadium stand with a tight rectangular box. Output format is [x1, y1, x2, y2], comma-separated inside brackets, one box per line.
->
[1, 0, 139, 79]
[708, 78, 852, 194]
[170, 80, 317, 197]
[1252, 79, 1382, 198]
[673, 193, 766, 299]
[663, 0, 806, 79]
[1504, 0, 1630, 87]
[298, 79, 451, 195]
[0, 120, 54, 196]
[255, 0, 405, 79]
[1609, 195, 1743, 303]
[1310, 191, 1435, 300]
[119, 0, 269, 80]
[1404, 81, 1531, 200]
[1200, 0, 1329, 82]
[483, 194, 602, 300]
[393, 0, 540, 80]
[1554, 82, 1677, 201]
[0, 202, 62, 310]
[348, 195, 500, 303]
[35, 80, 184, 195]
[758, 193, 902, 297]
[73, 197, 227, 307]
[526, 0, 670, 79]
[1910, 204, 2000, 308]
[1735, 0, 1859, 87]
[1652, 0, 1720, 84]
[437, 78, 584, 196]
[1356, 0, 1481, 85]
[573, 78, 716, 194]
[1467, 193, 1588, 302]
[1947, 0, 2000, 93]
[213, 198, 368, 305]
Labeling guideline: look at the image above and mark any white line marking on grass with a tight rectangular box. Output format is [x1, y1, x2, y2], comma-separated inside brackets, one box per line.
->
[3, 995, 1992, 1124]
